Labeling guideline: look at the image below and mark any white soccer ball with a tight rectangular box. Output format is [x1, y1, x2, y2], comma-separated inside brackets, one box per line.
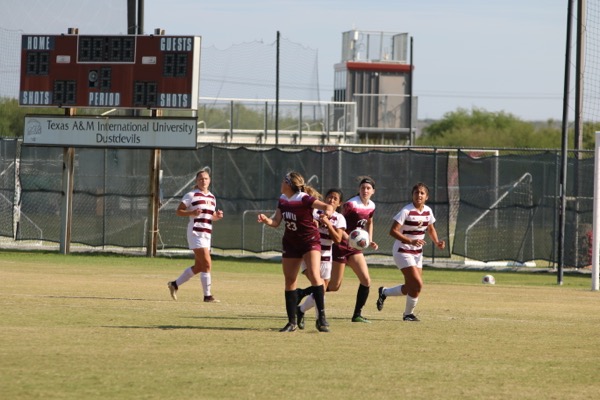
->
[348, 228, 370, 250]
[482, 274, 496, 285]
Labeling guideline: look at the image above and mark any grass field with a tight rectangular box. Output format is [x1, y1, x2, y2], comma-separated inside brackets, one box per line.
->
[1, 250, 600, 399]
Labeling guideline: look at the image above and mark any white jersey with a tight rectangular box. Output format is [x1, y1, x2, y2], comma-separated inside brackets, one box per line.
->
[313, 209, 346, 262]
[181, 189, 217, 240]
[393, 203, 436, 255]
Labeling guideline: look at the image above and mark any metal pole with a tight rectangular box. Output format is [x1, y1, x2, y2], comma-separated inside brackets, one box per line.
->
[409, 36, 414, 145]
[127, 0, 136, 34]
[137, 0, 144, 34]
[59, 27, 79, 255]
[147, 27, 163, 257]
[558, 0, 575, 285]
[574, 0, 585, 151]
[275, 31, 280, 146]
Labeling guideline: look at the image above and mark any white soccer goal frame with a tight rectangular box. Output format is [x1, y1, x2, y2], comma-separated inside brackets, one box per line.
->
[592, 132, 600, 291]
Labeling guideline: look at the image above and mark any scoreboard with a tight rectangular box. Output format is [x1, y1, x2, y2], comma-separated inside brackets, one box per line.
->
[19, 34, 201, 109]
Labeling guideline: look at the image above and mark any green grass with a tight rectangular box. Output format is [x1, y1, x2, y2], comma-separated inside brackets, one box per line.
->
[1, 250, 600, 399]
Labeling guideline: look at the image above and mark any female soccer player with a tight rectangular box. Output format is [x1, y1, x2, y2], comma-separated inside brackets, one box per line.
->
[258, 172, 334, 332]
[329, 176, 378, 323]
[376, 182, 445, 321]
[296, 188, 346, 330]
[167, 167, 224, 303]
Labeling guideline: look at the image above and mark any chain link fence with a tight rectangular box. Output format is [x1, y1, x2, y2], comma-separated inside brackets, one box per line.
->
[0, 138, 594, 268]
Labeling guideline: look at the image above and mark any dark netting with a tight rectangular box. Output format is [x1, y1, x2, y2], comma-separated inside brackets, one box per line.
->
[17, 146, 152, 247]
[567, 156, 594, 267]
[0, 139, 17, 238]
[453, 151, 593, 267]
[70, 148, 152, 247]
[18, 146, 63, 242]
[14, 142, 593, 266]
[158, 146, 450, 256]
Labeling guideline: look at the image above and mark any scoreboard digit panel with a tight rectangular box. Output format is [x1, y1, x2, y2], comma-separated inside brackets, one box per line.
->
[19, 34, 200, 109]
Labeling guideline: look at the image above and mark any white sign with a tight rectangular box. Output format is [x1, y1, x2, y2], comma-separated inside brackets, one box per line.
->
[23, 116, 198, 149]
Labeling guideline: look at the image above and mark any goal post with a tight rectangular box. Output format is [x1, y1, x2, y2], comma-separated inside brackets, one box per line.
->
[592, 132, 600, 291]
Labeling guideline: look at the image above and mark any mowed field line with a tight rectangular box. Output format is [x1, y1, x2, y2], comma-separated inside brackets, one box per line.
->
[1, 251, 600, 400]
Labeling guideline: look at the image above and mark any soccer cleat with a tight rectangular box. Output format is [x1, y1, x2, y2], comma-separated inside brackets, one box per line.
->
[279, 323, 297, 332]
[316, 319, 330, 332]
[403, 313, 420, 322]
[296, 306, 305, 330]
[376, 286, 387, 311]
[203, 295, 220, 303]
[167, 281, 178, 301]
[351, 315, 371, 323]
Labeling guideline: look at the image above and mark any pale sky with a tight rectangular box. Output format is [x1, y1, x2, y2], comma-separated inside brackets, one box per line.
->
[1, 0, 572, 121]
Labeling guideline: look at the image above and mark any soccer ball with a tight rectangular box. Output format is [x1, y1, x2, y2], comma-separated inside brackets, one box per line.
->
[348, 228, 370, 250]
[482, 274, 496, 285]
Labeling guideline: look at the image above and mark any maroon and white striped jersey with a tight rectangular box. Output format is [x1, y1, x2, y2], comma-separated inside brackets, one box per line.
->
[342, 195, 375, 232]
[181, 189, 217, 238]
[393, 203, 436, 254]
[314, 209, 346, 262]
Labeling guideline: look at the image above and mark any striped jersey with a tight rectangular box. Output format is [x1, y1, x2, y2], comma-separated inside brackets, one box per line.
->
[393, 203, 436, 254]
[314, 209, 346, 262]
[342, 195, 375, 232]
[181, 189, 217, 238]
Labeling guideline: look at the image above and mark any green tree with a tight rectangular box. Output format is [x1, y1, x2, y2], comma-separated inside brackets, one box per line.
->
[0, 97, 65, 138]
[417, 108, 568, 148]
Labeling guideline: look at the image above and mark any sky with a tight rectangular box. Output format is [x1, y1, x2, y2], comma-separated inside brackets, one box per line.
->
[0, 0, 573, 121]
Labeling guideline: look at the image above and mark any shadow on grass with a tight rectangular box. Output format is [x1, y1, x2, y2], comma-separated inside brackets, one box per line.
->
[102, 324, 278, 332]
[32, 295, 150, 301]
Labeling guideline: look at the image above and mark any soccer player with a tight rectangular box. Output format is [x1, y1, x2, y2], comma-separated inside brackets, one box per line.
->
[258, 172, 334, 332]
[328, 176, 378, 323]
[376, 182, 445, 321]
[167, 167, 224, 303]
[296, 188, 346, 330]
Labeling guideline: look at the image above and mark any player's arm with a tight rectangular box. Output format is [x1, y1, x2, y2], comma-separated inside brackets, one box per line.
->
[213, 209, 224, 221]
[427, 224, 445, 249]
[258, 209, 282, 228]
[176, 201, 198, 217]
[365, 217, 378, 249]
[320, 214, 344, 243]
[390, 220, 423, 246]
[312, 199, 334, 218]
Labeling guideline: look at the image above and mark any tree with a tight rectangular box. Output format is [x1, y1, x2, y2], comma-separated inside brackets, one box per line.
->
[0, 98, 64, 138]
[417, 107, 569, 149]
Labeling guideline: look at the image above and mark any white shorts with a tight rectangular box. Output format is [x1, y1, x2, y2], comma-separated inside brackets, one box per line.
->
[187, 230, 211, 250]
[393, 241, 423, 269]
[301, 260, 332, 280]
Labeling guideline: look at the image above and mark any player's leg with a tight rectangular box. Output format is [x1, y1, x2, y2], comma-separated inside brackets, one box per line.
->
[192, 247, 219, 302]
[298, 261, 331, 330]
[400, 265, 423, 321]
[378, 251, 417, 312]
[348, 253, 371, 323]
[167, 265, 194, 300]
[302, 250, 329, 332]
[328, 261, 345, 292]
[281, 258, 302, 332]
[167, 226, 200, 300]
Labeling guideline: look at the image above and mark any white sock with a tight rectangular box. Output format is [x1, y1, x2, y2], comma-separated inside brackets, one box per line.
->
[175, 267, 195, 287]
[200, 272, 211, 296]
[404, 295, 418, 316]
[300, 293, 316, 313]
[385, 284, 404, 296]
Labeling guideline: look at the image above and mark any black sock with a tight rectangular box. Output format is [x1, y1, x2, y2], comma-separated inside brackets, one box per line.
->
[353, 284, 370, 317]
[312, 285, 326, 319]
[284, 290, 298, 325]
